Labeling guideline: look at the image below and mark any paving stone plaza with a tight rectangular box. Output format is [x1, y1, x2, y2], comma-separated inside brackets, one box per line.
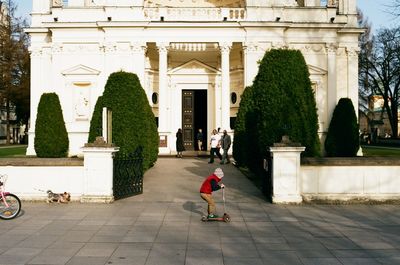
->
[0, 158, 400, 265]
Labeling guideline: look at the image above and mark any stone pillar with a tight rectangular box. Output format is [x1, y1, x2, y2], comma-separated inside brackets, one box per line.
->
[269, 136, 305, 204]
[157, 42, 169, 133]
[81, 138, 119, 203]
[132, 42, 147, 88]
[326, 43, 337, 124]
[219, 42, 232, 131]
[243, 42, 260, 87]
[347, 47, 359, 118]
[26, 47, 42, 156]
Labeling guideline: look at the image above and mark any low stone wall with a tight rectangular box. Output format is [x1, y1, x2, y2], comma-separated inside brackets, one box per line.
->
[0, 158, 84, 201]
[301, 157, 400, 202]
[0, 145, 119, 203]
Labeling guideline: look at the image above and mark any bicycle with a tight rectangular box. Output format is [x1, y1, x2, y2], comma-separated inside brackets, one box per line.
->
[0, 174, 21, 220]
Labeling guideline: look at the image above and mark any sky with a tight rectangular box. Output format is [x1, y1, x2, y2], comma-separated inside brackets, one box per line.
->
[14, 0, 399, 32]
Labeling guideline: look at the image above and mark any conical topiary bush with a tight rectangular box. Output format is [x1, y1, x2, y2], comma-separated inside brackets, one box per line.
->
[88, 71, 158, 169]
[325, 98, 359, 157]
[34, 93, 69, 157]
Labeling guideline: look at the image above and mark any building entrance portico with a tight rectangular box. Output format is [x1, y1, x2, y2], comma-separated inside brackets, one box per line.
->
[153, 42, 241, 154]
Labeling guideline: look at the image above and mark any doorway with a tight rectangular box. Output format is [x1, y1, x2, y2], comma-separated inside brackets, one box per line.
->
[182, 90, 207, 151]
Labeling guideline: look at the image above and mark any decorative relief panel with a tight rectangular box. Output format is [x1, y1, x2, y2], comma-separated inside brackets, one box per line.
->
[73, 82, 91, 121]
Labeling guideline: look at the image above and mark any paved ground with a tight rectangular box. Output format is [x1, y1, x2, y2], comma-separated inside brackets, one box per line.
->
[1, 157, 400, 265]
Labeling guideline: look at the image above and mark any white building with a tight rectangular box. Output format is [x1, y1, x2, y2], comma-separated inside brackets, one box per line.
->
[26, 0, 361, 156]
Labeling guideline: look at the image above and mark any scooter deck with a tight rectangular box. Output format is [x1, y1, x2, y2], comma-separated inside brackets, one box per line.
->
[201, 213, 231, 222]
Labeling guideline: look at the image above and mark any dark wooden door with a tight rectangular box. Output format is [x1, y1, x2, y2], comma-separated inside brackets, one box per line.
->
[182, 90, 194, 150]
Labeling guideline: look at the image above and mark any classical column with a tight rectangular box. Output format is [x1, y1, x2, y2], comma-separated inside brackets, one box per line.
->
[347, 47, 360, 118]
[326, 43, 337, 124]
[26, 47, 42, 156]
[219, 42, 232, 131]
[243, 42, 259, 87]
[131, 42, 147, 88]
[157, 42, 169, 133]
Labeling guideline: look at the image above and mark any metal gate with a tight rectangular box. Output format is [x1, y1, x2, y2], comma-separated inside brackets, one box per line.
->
[113, 147, 144, 200]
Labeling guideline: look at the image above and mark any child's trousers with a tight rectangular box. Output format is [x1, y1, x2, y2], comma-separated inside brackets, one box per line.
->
[200, 193, 216, 215]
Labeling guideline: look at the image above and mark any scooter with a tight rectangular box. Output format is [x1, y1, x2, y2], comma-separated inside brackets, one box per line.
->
[201, 188, 231, 222]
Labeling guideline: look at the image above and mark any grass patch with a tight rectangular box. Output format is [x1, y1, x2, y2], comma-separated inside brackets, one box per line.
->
[361, 145, 400, 157]
[0, 145, 27, 157]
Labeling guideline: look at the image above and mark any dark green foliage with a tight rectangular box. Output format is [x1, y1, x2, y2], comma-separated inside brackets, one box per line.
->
[88, 71, 158, 169]
[252, 49, 320, 159]
[34, 93, 69, 157]
[88, 96, 104, 143]
[233, 86, 255, 167]
[234, 49, 320, 172]
[325, 98, 359, 157]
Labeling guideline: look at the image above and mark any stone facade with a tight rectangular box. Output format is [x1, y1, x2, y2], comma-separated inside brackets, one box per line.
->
[27, 0, 361, 156]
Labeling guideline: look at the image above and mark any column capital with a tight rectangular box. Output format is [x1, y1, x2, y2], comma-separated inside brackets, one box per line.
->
[131, 42, 147, 53]
[51, 43, 63, 53]
[29, 46, 42, 57]
[243, 42, 258, 52]
[156, 42, 170, 53]
[219, 42, 232, 53]
[346, 46, 360, 57]
[326, 43, 338, 54]
[103, 42, 116, 53]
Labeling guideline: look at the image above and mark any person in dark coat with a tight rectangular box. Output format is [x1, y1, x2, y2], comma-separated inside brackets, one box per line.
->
[176, 128, 185, 158]
[220, 130, 231, 164]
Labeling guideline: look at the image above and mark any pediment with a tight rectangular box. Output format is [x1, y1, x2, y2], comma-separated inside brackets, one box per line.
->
[62, 64, 101, 76]
[307, 65, 327, 75]
[169, 59, 219, 75]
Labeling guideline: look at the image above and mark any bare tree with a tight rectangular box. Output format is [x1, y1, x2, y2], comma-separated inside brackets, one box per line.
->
[0, 0, 30, 144]
[358, 9, 373, 121]
[359, 25, 400, 138]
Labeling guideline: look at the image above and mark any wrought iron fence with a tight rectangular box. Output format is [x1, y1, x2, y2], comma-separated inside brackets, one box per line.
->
[113, 146, 143, 200]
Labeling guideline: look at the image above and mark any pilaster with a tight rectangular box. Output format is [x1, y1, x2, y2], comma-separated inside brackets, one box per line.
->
[26, 46, 43, 156]
[347, 46, 360, 118]
[219, 42, 232, 131]
[326, 43, 338, 124]
[243, 42, 261, 87]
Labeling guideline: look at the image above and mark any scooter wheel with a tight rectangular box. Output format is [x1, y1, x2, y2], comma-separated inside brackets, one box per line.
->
[201, 216, 207, 222]
[223, 213, 231, 222]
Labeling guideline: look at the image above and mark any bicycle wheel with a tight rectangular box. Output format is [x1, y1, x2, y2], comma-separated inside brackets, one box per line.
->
[0, 194, 21, 220]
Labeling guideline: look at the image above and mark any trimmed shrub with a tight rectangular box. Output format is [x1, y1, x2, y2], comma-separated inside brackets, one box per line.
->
[34, 93, 69, 157]
[88, 71, 158, 169]
[233, 86, 255, 167]
[252, 49, 320, 159]
[234, 49, 320, 172]
[88, 95, 104, 143]
[325, 98, 359, 157]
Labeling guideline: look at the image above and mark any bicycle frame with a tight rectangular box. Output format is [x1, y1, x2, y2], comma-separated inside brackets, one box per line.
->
[1, 191, 11, 208]
[0, 176, 10, 208]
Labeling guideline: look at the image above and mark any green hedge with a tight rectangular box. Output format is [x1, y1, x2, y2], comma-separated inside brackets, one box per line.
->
[233, 86, 256, 167]
[325, 98, 359, 157]
[234, 49, 320, 171]
[88, 71, 158, 169]
[34, 93, 69, 157]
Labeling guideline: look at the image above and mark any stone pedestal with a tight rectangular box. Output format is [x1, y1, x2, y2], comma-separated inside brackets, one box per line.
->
[81, 137, 119, 203]
[269, 136, 305, 204]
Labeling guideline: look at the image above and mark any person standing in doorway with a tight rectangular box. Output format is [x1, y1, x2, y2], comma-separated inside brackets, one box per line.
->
[208, 129, 222, 163]
[176, 128, 185, 158]
[197, 129, 204, 151]
[220, 130, 231, 164]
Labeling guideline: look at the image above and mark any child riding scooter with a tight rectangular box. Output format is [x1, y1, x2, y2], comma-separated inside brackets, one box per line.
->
[200, 168, 230, 222]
